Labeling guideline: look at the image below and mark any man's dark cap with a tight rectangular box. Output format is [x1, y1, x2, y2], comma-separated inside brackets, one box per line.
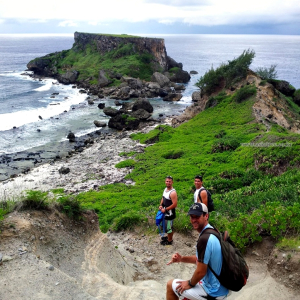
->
[188, 203, 208, 216]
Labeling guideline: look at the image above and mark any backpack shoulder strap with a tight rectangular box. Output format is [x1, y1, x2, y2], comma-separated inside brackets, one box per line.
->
[200, 228, 222, 280]
[198, 187, 207, 203]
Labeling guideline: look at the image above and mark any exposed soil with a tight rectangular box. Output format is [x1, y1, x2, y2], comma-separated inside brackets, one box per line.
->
[1, 209, 299, 300]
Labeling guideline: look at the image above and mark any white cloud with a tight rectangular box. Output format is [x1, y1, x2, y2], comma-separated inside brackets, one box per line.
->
[158, 19, 175, 25]
[58, 20, 78, 27]
[0, 0, 299, 28]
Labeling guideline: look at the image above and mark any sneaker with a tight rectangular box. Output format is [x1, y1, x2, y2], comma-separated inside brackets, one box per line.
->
[160, 239, 173, 246]
[161, 236, 168, 241]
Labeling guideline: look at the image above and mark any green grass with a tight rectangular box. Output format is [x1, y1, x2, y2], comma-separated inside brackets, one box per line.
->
[276, 236, 300, 251]
[69, 90, 300, 251]
[34, 41, 157, 84]
[77, 32, 145, 38]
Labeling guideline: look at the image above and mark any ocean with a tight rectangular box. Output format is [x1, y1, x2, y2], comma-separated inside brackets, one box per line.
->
[0, 33, 300, 157]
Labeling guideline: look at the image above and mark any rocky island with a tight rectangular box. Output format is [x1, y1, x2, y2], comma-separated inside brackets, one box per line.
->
[27, 32, 191, 101]
[27, 32, 192, 131]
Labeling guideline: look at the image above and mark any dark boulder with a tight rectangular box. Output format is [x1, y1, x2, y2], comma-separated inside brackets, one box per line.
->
[122, 77, 143, 89]
[132, 98, 153, 113]
[103, 107, 120, 117]
[168, 69, 191, 83]
[167, 56, 183, 69]
[163, 93, 183, 102]
[192, 91, 201, 102]
[108, 114, 140, 130]
[58, 70, 79, 84]
[173, 84, 186, 91]
[116, 86, 131, 100]
[59, 167, 70, 175]
[151, 72, 170, 88]
[157, 88, 169, 97]
[115, 100, 123, 106]
[98, 103, 105, 109]
[84, 137, 94, 145]
[94, 120, 107, 127]
[130, 109, 151, 120]
[120, 101, 134, 112]
[67, 132, 76, 142]
[98, 70, 111, 87]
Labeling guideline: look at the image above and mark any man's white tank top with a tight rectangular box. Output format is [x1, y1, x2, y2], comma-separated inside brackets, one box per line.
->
[194, 188, 200, 203]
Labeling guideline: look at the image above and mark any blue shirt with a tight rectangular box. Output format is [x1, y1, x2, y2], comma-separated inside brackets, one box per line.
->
[196, 224, 229, 297]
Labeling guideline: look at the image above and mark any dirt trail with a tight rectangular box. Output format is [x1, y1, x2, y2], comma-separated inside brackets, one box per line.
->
[0, 209, 299, 300]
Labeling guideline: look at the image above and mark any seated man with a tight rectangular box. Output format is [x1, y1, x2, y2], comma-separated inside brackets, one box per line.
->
[166, 203, 228, 300]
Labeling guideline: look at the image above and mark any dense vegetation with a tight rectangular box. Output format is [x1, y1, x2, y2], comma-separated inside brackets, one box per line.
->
[2, 51, 300, 252]
[31, 41, 157, 85]
[195, 49, 255, 94]
[255, 64, 278, 80]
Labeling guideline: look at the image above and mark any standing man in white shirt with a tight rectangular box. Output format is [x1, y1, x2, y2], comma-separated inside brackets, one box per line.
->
[194, 175, 208, 208]
[159, 175, 178, 246]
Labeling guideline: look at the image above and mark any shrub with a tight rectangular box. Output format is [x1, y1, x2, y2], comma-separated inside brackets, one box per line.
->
[211, 136, 240, 153]
[111, 43, 135, 58]
[195, 49, 255, 95]
[0, 201, 15, 223]
[139, 53, 153, 64]
[234, 85, 257, 103]
[223, 49, 255, 87]
[115, 159, 136, 168]
[255, 65, 278, 80]
[195, 65, 223, 95]
[162, 150, 185, 159]
[214, 129, 226, 138]
[112, 212, 145, 231]
[56, 195, 84, 220]
[18, 190, 49, 210]
[226, 202, 300, 250]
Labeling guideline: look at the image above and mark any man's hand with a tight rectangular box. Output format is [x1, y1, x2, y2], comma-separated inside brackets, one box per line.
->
[167, 252, 182, 265]
[175, 280, 191, 294]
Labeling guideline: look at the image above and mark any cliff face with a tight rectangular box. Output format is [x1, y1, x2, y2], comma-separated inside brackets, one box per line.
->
[73, 32, 168, 71]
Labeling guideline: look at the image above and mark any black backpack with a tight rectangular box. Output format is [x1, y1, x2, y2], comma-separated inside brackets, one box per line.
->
[200, 228, 249, 292]
[198, 188, 214, 212]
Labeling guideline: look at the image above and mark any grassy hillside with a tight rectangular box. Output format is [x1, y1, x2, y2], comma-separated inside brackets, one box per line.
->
[70, 88, 299, 250]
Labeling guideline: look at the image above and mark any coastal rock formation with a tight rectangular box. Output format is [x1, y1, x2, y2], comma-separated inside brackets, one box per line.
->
[105, 98, 154, 130]
[73, 32, 168, 71]
[26, 32, 189, 104]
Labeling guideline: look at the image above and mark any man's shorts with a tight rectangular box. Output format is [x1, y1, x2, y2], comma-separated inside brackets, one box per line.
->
[164, 219, 173, 234]
[172, 279, 227, 300]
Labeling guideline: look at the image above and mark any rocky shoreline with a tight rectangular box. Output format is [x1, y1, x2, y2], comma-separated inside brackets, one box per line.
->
[0, 117, 173, 200]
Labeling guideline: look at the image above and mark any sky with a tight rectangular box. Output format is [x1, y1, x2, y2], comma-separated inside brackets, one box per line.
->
[0, 0, 300, 35]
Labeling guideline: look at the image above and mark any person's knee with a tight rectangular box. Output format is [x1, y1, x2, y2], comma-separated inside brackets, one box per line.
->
[167, 279, 174, 291]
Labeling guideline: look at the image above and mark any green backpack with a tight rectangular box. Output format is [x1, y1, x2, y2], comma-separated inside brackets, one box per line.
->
[200, 228, 249, 292]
